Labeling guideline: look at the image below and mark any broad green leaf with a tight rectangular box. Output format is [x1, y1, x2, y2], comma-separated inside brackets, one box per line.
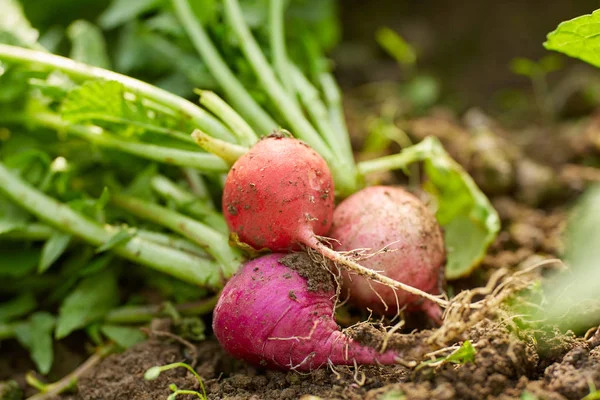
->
[376, 27, 416, 66]
[544, 9, 600, 68]
[55, 269, 119, 339]
[14, 312, 55, 374]
[101, 325, 146, 348]
[0, 246, 41, 277]
[0, 0, 39, 47]
[99, 0, 164, 30]
[38, 232, 72, 273]
[67, 20, 111, 69]
[422, 139, 500, 279]
[61, 80, 150, 125]
[0, 292, 37, 323]
[96, 228, 135, 253]
[537, 185, 600, 332]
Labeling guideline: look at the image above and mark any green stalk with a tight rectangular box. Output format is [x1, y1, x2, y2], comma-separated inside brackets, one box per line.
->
[0, 223, 55, 240]
[110, 194, 242, 277]
[0, 163, 222, 288]
[191, 129, 248, 165]
[197, 90, 258, 146]
[171, 0, 277, 135]
[104, 295, 218, 324]
[222, 0, 326, 155]
[0, 44, 234, 142]
[182, 168, 211, 200]
[357, 137, 432, 175]
[150, 175, 228, 234]
[80, 114, 196, 144]
[23, 113, 230, 172]
[269, 0, 296, 99]
[320, 72, 355, 164]
[290, 66, 358, 181]
[2, 222, 208, 257]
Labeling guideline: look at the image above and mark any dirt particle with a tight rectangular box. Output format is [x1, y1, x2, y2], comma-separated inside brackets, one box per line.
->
[227, 204, 238, 216]
[278, 252, 334, 293]
[288, 291, 297, 301]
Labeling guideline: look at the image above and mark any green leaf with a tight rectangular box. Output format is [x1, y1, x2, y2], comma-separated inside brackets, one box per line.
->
[96, 228, 135, 253]
[422, 139, 500, 279]
[537, 185, 600, 332]
[0, 246, 41, 277]
[144, 366, 161, 380]
[521, 392, 539, 400]
[0, 292, 37, 323]
[55, 269, 119, 339]
[61, 80, 150, 125]
[0, 0, 39, 47]
[101, 324, 146, 348]
[376, 27, 416, 66]
[544, 9, 600, 68]
[99, 0, 164, 30]
[14, 312, 55, 374]
[66, 20, 111, 69]
[38, 232, 72, 273]
[445, 340, 476, 364]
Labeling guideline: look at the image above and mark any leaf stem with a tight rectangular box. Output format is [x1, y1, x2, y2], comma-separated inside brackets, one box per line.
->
[104, 295, 219, 324]
[24, 113, 231, 172]
[171, 0, 277, 134]
[357, 136, 433, 176]
[26, 345, 115, 400]
[80, 114, 196, 144]
[320, 72, 355, 163]
[0, 163, 223, 288]
[150, 175, 228, 234]
[269, 0, 297, 99]
[197, 90, 258, 146]
[291, 66, 357, 178]
[0, 44, 234, 141]
[0, 223, 55, 240]
[191, 129, 248, 165]
[110, 194, 243, 278]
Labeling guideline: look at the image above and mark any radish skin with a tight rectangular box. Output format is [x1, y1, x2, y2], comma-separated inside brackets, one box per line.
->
[330, 186, 446, 320]
[212, 253, 401, 370]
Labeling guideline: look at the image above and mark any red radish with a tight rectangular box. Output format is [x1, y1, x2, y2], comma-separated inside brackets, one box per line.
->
[329, 186, 446, 321]
[212, 253, 401, 370]
[222, 135, 334, 251]
[223, 135, 448, 311]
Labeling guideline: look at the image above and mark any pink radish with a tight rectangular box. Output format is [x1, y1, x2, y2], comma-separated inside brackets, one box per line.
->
[222, 135, 334, 251]
[222, 135, 448, 312]
[212, 253, 401, 370]
[329, 186, 446, 321]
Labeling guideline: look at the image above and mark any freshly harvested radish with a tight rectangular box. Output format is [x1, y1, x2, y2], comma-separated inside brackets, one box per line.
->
[212, 253, 401, 370]
[330, 186, 446, 320]
[222, 135, 334, 251]
[222, 135, 448, 310]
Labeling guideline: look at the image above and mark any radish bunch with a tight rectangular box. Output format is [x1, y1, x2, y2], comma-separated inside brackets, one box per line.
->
[213, 135, 446, 370]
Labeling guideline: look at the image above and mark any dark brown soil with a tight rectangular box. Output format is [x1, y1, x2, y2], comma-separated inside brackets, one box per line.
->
[50, 318, 597, 400]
